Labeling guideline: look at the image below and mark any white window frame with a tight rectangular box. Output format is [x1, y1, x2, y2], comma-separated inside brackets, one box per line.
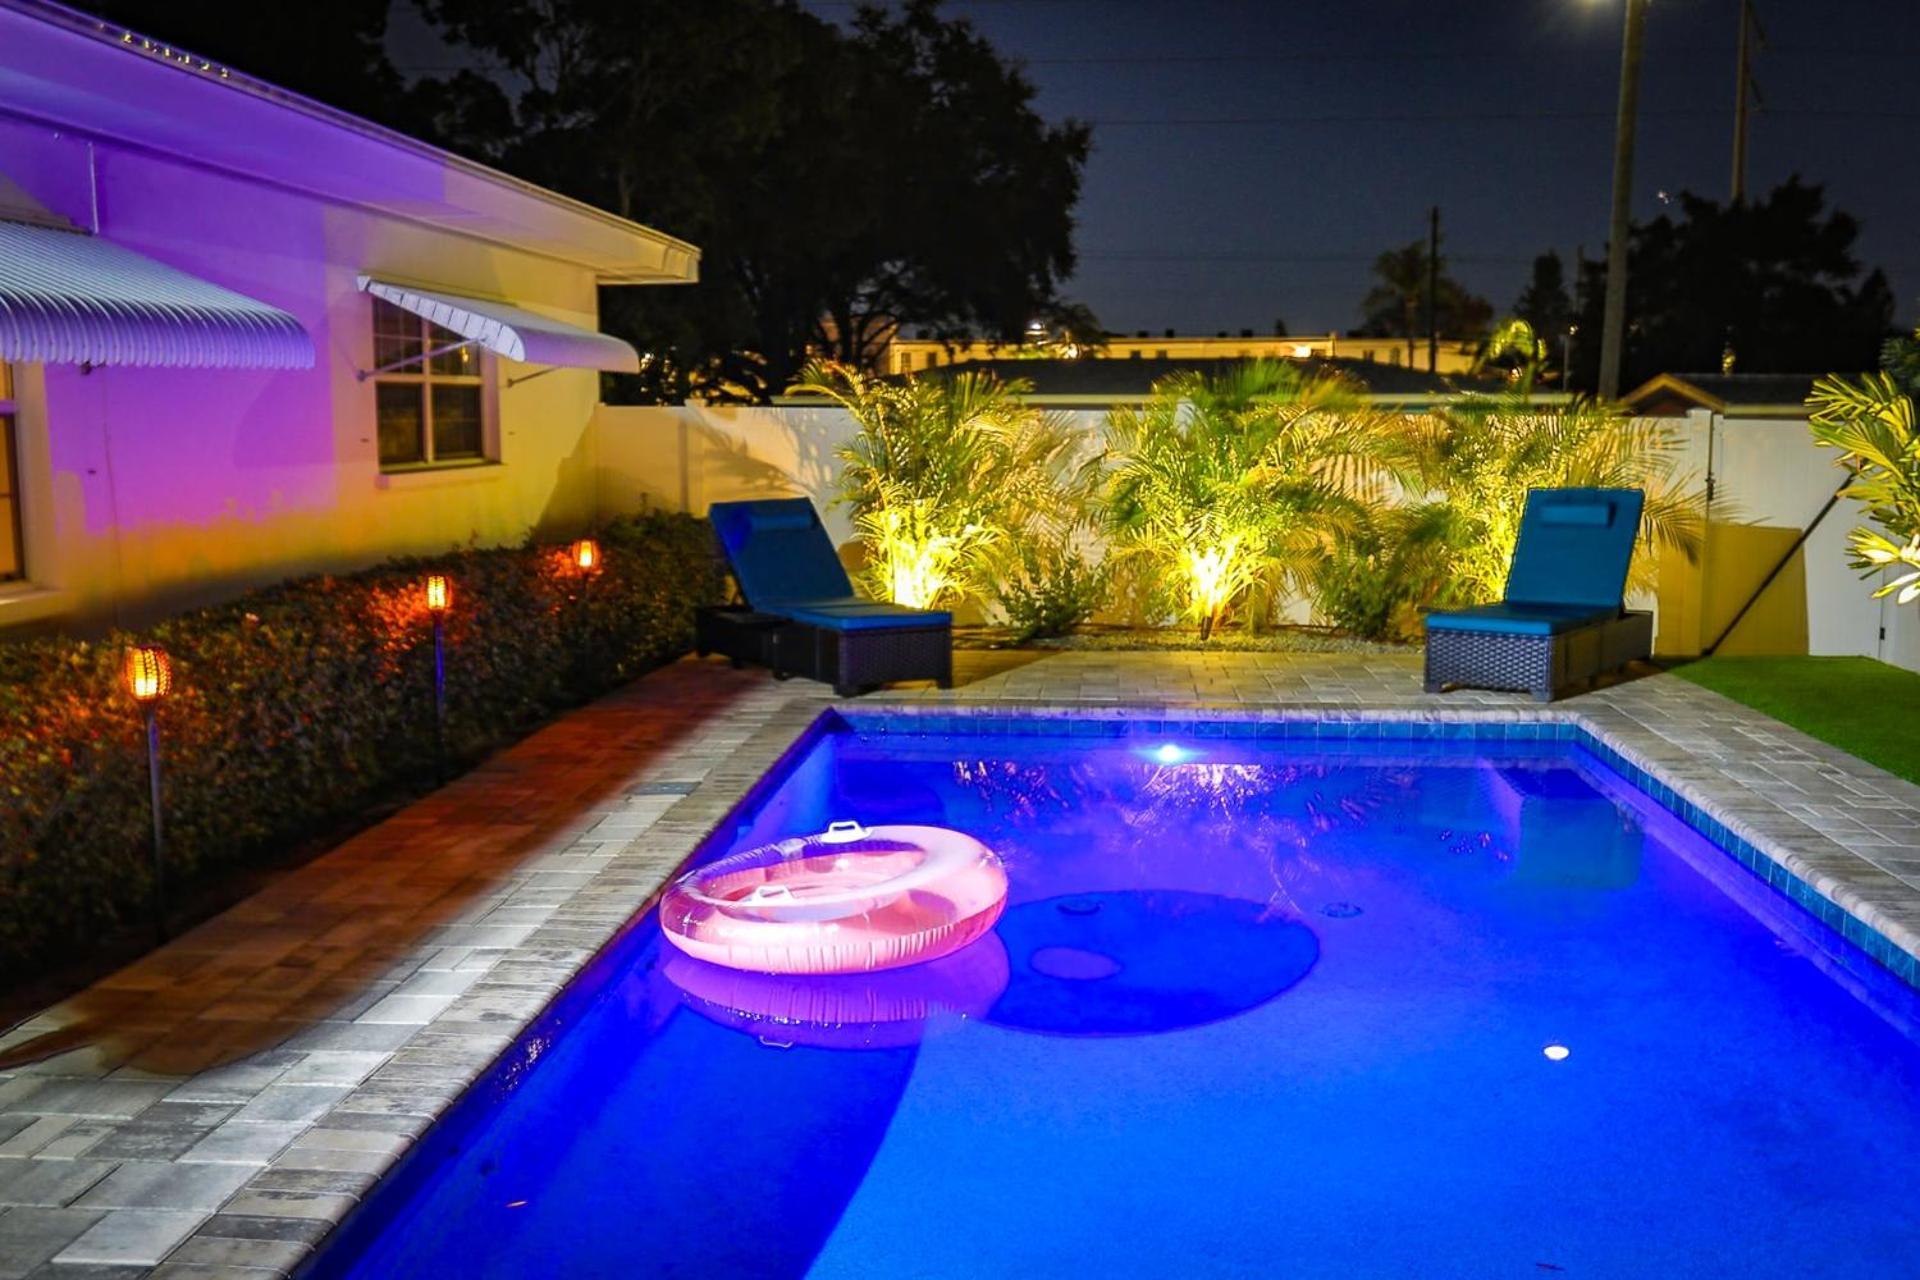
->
[370, 297, 496, 473]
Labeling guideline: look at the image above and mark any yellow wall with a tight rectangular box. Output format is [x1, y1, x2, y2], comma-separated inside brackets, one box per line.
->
[1656, 521, 1811, 657]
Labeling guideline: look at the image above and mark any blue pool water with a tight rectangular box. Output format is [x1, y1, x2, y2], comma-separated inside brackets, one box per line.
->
[312, 719, 1920, 1279]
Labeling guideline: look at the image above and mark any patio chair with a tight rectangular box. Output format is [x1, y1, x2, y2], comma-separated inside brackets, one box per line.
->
[700, 498, 953, 697]
[1423, 487, 1652, 703]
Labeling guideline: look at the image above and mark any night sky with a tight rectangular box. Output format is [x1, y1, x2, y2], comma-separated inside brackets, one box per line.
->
[792, 0, 1920, 337]
[392, 1, 1920, 339]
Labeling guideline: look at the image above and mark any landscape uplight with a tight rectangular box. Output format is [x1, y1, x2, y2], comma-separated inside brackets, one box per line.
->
[571, 538, 601, 573]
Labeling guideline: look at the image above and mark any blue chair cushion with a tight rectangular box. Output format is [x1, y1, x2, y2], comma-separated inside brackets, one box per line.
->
[780, 600, 952, 632]
[1500, 487, 1646, 612]
[1424, 602, 1620, 636]
[708, 498, 854, 607]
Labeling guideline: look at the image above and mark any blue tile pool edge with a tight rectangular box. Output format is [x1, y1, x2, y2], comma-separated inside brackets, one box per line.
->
[297, 702, 1920, 1278]
[838, 705, 1920, 993]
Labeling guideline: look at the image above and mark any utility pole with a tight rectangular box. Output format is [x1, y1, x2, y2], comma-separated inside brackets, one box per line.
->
[1598, 0, 1649, 402]
[1426, 206, 1440, 374]
[1731, 0, 1764, 201]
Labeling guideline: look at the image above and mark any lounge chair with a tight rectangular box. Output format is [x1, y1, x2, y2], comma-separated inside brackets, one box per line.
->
[1423, 487, 1653, 702]
[699, 498, 953, 697]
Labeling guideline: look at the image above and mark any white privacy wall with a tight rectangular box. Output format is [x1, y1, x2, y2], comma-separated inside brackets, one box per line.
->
[591, 402, 1919, 672]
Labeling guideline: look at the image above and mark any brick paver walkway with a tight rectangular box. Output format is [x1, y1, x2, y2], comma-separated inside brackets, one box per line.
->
[0, 650, 1916, 1277]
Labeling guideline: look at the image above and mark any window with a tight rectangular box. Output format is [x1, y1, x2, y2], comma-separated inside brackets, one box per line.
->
[371, 297, 488, 470]
[0, 364, 21, 582]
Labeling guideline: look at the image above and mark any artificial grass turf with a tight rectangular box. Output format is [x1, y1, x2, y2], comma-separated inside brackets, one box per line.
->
[1670, 656, 1920, 786]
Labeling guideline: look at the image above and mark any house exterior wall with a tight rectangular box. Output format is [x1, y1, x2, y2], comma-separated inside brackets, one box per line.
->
[0, 119, 612, 633]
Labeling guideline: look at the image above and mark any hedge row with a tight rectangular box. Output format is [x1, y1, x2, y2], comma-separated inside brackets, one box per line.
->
[0, 513, 725, 972]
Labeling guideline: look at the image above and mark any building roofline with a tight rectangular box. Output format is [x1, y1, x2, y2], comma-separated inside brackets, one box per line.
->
[1621, 371, 1816, 418]
[0, 0, 699, 281]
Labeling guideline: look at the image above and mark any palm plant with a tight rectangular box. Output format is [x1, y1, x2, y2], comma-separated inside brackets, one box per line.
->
[796, 360, 1081, 610]
[1100, 361, 1410, 639]
[1808, 368, 1920, 606]
[1394, 394, 1702, 608]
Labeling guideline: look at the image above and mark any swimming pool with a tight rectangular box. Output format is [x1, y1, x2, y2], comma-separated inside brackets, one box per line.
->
[310, 715, 1920, 1279]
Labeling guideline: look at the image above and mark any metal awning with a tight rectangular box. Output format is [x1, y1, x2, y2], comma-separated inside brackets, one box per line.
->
[357, 276, 640, 374]
[0, 218, 314, 368]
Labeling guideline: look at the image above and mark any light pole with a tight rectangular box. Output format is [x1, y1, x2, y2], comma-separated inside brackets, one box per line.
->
[1597, 0, 1650, 402]
[124, 645, 172, 944]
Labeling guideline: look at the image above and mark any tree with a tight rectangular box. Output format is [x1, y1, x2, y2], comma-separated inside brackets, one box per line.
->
[797, 361, 1082, 610]
[1101, 362, 1408, 639]
[1571, 177, 1893, 393]
[420, 0, 1091, 403]
[1357, 238, 1493, 364]
[1514, 252, 1575, 361]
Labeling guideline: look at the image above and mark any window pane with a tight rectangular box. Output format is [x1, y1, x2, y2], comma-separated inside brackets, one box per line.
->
[0, 416, 19, 580]
[427, 323, 479, 377]
[431, 384, 484, 460]
[372, 298, 423, 369]
[376, 384, 425, 467]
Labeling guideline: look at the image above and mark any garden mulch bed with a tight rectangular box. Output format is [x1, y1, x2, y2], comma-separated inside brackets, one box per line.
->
[954, 624, 1411, 655]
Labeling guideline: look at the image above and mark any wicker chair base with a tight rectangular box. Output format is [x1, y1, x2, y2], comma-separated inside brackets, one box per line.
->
[696, 606, 951, 697]
[774, 623, 953, 697]
[1425, 611, 1652, 703]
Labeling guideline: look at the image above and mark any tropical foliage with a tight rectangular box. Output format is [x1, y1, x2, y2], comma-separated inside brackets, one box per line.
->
[809, 364, 1702, 644]
[1101, 362, 1409, 639]
[799, 361, 1087, 611]
[1808, 354, 1920, 607]
[1391, 395, 1702, 613]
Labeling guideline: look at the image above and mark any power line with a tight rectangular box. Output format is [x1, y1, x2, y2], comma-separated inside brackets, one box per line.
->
[1080, 251, 1537, 265]
[1082, 107, 1917, 127]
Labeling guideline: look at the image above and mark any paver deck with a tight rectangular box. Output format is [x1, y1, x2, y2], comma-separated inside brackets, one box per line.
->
[2, 649, 1919, 1278]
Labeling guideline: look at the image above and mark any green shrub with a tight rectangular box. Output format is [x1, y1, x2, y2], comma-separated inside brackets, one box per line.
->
[992, 541, 1110, 642]
[0, 513, 723, 973]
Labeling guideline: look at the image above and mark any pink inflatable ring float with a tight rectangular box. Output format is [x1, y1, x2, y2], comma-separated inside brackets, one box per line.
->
[660, 822, 1009, 975]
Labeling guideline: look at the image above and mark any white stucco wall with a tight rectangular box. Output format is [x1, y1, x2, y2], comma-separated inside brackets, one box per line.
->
[593, 402, 1920, 671]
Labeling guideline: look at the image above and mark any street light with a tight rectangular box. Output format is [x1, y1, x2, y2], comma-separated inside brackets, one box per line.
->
[1597, 0, 1650, 401]
[124, 644, 172, 943]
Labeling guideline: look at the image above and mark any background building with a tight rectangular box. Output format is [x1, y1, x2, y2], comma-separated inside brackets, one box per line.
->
[887, 332, 1482, 377]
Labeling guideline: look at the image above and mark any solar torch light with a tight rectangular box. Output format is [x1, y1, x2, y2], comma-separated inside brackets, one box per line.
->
[568, 538, 602, 690]
[424, 574, 452, 772]
[124, 645, 172, 943]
